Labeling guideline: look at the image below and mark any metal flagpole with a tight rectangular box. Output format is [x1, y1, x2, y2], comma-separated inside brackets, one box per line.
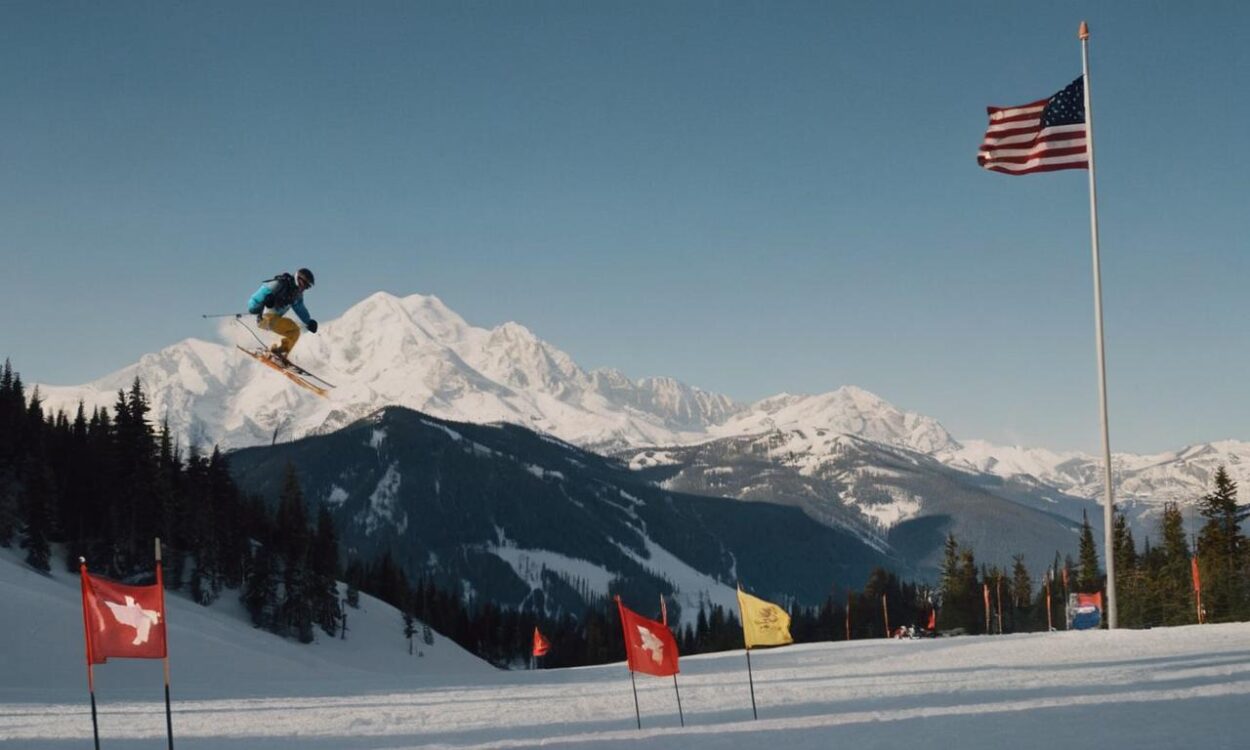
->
[996, 576, 1004, 634]
[629, 670, 641, 730]
[1079, 20, 1117, 629]
[156, 538, 175, 750]
[1193, 556, 1204, 624]
[1045, 573, 1053, 631]
[79, 558, 101, 750]
[737, 584, 758, 720]
[744, 648, 758, 720]
[672, 674, 684, 727]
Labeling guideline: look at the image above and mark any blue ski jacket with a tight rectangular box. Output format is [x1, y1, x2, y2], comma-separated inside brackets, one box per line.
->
[248, 281, 313, 326]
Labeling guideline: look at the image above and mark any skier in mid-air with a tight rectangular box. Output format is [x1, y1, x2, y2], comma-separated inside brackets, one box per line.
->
[248, 268, 318, 361]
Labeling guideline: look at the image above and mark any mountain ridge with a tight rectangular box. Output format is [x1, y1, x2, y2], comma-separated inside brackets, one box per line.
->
[33, 291, 1250, 531]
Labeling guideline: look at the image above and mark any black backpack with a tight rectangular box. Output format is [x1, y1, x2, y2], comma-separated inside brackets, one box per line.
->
[263, 273, 301, 309]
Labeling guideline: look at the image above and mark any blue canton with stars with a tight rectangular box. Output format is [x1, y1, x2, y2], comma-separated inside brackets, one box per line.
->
[1042, 77, 1086, 127]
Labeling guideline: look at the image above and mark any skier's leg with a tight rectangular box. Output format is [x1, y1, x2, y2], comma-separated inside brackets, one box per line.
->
[257, 313, 301, 356]
[266, 316, 301, 356]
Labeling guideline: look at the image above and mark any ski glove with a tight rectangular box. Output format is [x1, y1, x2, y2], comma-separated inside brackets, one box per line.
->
[307, 319, 318, 334]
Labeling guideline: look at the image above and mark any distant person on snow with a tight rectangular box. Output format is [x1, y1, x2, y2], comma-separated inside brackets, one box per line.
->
[248, 268, 318, 360]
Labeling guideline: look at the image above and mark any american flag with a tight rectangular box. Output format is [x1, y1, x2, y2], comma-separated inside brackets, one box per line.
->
[977, 76, 1088, 175]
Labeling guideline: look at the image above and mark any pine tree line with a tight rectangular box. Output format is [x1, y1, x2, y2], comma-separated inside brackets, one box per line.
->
[936, 466, 1245, 633]
[6, 358, 1247, 666]
[0, 361, 340, 643]
[1115, 467, 1245, 627]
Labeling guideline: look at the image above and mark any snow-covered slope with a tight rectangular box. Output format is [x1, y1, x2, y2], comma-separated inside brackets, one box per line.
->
[8, 557, 1250, 750]
[0, 547, 490, 704]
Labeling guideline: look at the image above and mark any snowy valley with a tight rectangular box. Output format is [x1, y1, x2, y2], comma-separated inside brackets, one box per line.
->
[4, 548, 1248, 750]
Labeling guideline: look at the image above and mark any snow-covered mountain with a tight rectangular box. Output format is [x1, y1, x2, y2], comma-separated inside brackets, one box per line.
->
[227, 407, 901, 618]
[708, 388, 959, 455]
[36, 293, 736, 452]
[35, 293, 954, 458]
[34, 291, 1249, 539]
[941, 439, 1250, 530]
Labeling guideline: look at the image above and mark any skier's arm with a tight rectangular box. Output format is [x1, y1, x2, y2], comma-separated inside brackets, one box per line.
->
[247, 283, 275, 315]
[292, 298, 315, 328]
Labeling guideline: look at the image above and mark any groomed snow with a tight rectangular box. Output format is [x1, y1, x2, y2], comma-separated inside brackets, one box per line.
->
[4, 551, 1250, 749]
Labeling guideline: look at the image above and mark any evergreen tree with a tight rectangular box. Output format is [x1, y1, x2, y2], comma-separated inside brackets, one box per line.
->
[0, 478, 16, 548]
[957, 547, 981, 633]
[937, 533, 968, 631]
[1010, 554, 1033, 632]
[17, 389, 54, 572]
[1156, 502, 1195, 626]
[311, 505, 342, 636]
[19, 462, 53, 572]
[404, 607, 416, 655]
[344, 559, 362, 609]
[275, 465, 314, 641]
[243, 545, 278, 629]
[1112, 511, 1145, 627]
[1077, 510, 1103, 593]
[1196, 466, 1245, 621]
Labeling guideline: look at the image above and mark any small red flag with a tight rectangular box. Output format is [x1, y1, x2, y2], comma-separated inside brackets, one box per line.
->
[532, 627, 550, 657]
[927, 608, 936, 630]
[1191, 557, 1202, 594]
[80, 567, 167, 664]
[1076, 592, 1103, 610]
[616, 597, 679, 677]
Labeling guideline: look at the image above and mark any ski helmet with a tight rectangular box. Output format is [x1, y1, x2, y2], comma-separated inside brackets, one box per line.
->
[297, 268, 315, 288]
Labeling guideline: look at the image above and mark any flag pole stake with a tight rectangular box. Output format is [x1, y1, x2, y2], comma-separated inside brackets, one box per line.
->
[629, 670, 641, 730]
[1079, 19, 1118, 630]
[156, 538, 175, 750]
[744, 648, 758, 720]
[672, 674, 684, 727]
[80, 558, 101, 750]
[89, 683, 101, 750]
[1045, 579, 1053, 631]
[737, 583, 758, 720]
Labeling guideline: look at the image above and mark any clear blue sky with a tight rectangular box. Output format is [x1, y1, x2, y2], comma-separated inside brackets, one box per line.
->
[2, 1, 1247, 454]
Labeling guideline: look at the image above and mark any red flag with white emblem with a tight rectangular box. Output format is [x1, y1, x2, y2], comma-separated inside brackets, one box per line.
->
[532, 627, 551, 657]
[80, 567, 167, 664]
[616, 597, 679, 677]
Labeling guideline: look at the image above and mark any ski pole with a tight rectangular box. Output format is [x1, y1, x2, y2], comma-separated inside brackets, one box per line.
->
[201, 313, 246, 319]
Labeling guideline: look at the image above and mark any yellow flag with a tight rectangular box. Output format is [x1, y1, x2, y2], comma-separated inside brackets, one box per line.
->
[737, 587, 793, 649]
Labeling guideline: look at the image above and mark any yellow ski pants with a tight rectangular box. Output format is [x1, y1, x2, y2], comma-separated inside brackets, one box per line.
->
[259, 313, 301, 356]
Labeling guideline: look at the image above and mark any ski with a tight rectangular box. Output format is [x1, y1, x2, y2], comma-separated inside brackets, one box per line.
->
[265, 350, 336, 388]
[236, 346, 333, 398]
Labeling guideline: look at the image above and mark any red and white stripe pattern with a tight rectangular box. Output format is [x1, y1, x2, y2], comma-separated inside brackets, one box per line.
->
[977, 79, 1089, 175]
